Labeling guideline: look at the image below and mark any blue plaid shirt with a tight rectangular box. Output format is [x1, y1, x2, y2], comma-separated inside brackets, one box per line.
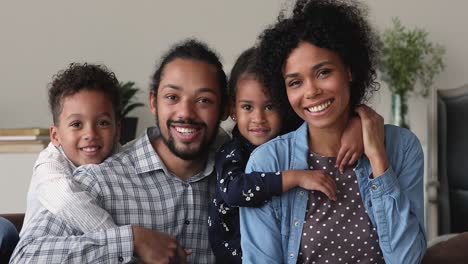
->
[11, 127, 226, 263]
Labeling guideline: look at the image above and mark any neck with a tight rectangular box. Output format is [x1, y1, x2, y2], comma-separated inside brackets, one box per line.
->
[151, 138, 207, 180]
[307, 114, 350, 157]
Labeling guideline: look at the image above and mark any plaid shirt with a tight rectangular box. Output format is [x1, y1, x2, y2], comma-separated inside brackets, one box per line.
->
[11, 127, 224, 264]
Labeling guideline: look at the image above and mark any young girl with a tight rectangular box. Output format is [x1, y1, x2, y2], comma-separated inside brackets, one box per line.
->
[240, 1, 426, 263]
[208, 47, 363, 263]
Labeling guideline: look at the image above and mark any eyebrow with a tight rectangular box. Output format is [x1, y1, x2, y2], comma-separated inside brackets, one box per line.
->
[238, 99, 274, 105]
[65, 112, 112, 121]
[161, 84, 219, 96]
[284, 61, 333, 79]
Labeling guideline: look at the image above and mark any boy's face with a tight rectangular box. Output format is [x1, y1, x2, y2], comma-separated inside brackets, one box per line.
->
[231, 76, 282, 146]
[50, 89, 119, 166]
[150, 58, 222, 160]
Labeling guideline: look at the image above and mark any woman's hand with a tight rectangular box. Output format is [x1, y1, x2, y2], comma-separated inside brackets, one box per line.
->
[354, 105, 389, 177]
[336, 115, 363, 172]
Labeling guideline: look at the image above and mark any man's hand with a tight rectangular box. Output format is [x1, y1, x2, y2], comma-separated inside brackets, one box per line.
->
[132, 226, 191, 264]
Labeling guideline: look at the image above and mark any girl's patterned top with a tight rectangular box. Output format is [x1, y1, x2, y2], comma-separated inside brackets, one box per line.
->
[208, 126, 282, 263]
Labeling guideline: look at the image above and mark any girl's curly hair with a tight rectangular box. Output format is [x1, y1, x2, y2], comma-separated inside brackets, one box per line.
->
[256, 0, 380, 130]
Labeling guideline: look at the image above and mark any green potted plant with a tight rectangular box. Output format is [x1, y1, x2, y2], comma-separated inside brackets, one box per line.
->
[379, 17, 445, 129]
[118, 81, 144, 144]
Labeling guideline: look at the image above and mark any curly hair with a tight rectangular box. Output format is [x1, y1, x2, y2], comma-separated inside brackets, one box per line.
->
[256, 0, 380, 129]
[151, 38, 228, 118]
[48, 63, 121, 124]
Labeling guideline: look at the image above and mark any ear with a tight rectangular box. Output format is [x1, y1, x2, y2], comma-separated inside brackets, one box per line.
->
[149, 90, 157, 116]
[230, 105, 237, 122]
[50, 125, 61, 147]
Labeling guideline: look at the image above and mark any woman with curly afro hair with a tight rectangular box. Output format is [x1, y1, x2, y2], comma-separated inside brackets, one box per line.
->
[239, 0, 426, 263]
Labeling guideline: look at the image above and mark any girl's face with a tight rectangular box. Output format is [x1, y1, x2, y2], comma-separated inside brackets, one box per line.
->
[231, 76, 282, 146]
[283, 41, 352, 131]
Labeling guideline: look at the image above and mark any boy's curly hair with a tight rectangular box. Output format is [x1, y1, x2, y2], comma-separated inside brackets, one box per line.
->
[256, 0, 380, 129]
[48, 63, 121, 124]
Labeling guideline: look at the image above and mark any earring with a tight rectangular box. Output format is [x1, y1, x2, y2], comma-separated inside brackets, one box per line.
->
[231, 116, 237, 121]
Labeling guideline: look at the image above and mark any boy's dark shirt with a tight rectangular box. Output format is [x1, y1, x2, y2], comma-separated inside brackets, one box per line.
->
[208, 126, 282, 263]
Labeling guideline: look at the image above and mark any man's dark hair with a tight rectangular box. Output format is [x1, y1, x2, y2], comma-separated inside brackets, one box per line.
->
[256, 0, 380, 130]
[150, 39, 228, 117]
[48, 63, 121, 124]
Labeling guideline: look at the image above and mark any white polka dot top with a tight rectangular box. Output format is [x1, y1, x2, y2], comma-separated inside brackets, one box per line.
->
[297, 153, 384, 264]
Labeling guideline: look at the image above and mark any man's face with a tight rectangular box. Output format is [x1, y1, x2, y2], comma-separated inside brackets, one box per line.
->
[150, 58, 222, 160]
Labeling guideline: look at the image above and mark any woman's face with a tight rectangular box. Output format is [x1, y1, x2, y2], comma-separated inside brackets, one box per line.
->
[283, 41, 352, 131]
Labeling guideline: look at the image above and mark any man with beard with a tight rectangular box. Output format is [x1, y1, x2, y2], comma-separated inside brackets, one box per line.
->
[10, 39, 229, 264]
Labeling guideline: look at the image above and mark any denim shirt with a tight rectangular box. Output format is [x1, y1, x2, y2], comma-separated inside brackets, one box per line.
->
[240, 122, 426, 264]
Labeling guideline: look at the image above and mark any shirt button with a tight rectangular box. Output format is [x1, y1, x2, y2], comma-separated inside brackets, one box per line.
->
[289, 252, 294, 258]
[118, 256, 124, 262]
[299, 191, 304, 196]
[294, 221, 299, 227]
[184, 220, 190, 225]
[371, 184, 378, 190]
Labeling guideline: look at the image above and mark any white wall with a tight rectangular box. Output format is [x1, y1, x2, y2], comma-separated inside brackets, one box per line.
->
[1, 0, 467, 218]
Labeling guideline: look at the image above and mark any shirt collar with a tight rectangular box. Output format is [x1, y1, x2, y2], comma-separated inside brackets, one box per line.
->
[131, 127, 218, 182]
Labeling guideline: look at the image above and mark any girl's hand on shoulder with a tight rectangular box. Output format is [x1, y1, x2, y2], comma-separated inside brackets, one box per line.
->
[354, 105, 389, 177]
[336, 115, 363, 173]
[296, 170, 337, 201]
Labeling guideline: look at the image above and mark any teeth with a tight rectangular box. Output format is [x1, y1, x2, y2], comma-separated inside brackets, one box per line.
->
[82, 147, 98, 152]
[308, 100, 332, 113]
[176, 127, 196, 134]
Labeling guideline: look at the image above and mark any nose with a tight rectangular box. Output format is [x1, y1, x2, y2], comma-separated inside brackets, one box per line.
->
[305, 80, 321, 99]
[177, 99, 196, 120]
[252, 109, 266, 124]
[83, 124, 99, 141]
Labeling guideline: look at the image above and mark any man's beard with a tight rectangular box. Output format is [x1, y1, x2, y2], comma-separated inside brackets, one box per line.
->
[157, 117, 219, 160]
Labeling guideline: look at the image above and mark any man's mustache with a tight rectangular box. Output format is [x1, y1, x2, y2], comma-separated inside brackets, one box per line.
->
[167, 119, 206, 128]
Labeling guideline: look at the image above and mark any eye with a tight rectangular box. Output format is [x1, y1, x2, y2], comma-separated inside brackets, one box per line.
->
[70, 121, 82, 129]
[197, 97, 213, 104]
[98, 120, 111, 127]
[287, 79, 303, 88]
[317, 68, 332, 79]
[165, 94, 178, 101]
[240, 104, 252, 111]
[265, 104, 275, 111]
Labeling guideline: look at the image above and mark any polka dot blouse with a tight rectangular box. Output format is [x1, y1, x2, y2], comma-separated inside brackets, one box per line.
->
[297, 153, 385, 264]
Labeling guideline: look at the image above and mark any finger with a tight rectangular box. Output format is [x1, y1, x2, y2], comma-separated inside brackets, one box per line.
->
[354, 105, 370, 118]
[336, 146, 347, 169]
[184, 249, 193, 255]
[178, 246, 188, 264]
[316, 184, 336, 201]
[348, 153, 360, 166]
[171, 248, 180, 264]
[318, 177, 337, 201]
[339, 151, 352, 173]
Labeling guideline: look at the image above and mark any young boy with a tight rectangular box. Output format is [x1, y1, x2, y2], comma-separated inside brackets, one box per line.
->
[22, 63, 121, 233]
